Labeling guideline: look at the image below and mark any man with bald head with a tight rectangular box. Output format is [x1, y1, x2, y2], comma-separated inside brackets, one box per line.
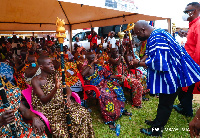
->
[131, 20, 200, 137]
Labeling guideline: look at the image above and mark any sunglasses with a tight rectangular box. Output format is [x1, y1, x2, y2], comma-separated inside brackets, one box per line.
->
[183, 9, 195, 14]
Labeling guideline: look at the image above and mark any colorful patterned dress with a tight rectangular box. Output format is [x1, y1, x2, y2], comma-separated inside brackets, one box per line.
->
[0, 62, 14, 85]
[84, 64, 126, 124]
[134, 54, 150, 94]
[32, 72, 95, 138]
[14, 64, 29, 90]
[98, 52, 110, 67]
[110, 58, 143, 107]
[58, 62, 82, 92]
[0, 85, 47, 138]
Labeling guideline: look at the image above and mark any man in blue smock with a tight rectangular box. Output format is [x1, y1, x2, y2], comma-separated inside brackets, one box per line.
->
[131, 20, 200, 137]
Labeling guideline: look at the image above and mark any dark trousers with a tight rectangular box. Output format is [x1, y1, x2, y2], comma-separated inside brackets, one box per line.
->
[12, 48, 17, 55]
[152, 91, 178, 128]
[177, 83, 195, 116]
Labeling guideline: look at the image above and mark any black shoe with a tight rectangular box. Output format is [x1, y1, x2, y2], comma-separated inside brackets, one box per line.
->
[140, 127, 163, 137]
[173, 104, 183, 113]
[145, 120, 154, 126]
[156, 93, 159, 98]
[142, 97, 149, 101]
[134, 105, 142, 108]
[173, 105, 193, 117]
[122, 109, 132, 116]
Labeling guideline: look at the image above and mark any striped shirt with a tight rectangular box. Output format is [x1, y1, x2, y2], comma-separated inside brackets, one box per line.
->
[145, 29, 200, 94]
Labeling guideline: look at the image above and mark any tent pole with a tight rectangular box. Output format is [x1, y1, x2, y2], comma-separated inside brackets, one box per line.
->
[69, 25, 72, 51]
[167, 18, 171, 34]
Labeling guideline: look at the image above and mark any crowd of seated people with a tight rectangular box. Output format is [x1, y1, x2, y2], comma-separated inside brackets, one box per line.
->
[0, 33, 151, 137]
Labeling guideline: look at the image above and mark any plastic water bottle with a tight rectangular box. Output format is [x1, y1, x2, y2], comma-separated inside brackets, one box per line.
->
[116, 124, 121, 136]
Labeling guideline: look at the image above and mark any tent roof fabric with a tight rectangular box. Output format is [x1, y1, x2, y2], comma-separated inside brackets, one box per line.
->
[0, 0, 169, 31]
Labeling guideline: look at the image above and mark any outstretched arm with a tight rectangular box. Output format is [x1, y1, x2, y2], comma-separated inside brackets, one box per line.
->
[140, 55, 148, 62]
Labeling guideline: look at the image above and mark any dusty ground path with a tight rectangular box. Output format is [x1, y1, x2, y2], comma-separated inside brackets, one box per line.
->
[193, 94, 200, 104]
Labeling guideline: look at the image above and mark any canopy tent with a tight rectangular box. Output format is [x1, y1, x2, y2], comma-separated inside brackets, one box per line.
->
[0, 0, 171, 48]
[0, 0, 170, 31]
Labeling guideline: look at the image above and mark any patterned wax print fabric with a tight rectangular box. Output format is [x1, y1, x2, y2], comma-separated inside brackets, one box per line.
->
[139, 40, 147, 58]
[0, 85, 47, 138]
[32, 71, 95, 138]
[14, 64, 29, 90]
[65, 62, 82, 92]
[58, 62, 80, 87]
[145, 29, 200, 95]
[109, 59, 143, 107]
[58, 62, 82, 92]
[0, 62, 14, 85]
[84, 64, 126, 123]
[134, 53, 150, 94]
[98, 52, 110, 67]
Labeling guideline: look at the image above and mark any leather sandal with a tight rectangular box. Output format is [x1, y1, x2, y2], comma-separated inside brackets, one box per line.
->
[122, 109, 132, 116]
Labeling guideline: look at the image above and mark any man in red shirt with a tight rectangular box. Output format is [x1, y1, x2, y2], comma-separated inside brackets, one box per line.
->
[88, 28, 100, 51]
[173, 2, 200, 118]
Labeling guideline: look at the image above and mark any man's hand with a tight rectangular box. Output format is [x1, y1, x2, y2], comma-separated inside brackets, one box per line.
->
[108, 32, 111, 37]
[129, 59, 139, 66]
[118, 75, 126, 82]
[94, 54, 98, 63]
[32, 117, 45, 136]
[66, 96, 72, 107]
[189, 117, 200, 138]
[55, 74, 62, 89]
[0, 110, 15, 126]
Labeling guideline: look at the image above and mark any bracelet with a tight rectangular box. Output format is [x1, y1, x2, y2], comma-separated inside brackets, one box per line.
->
[88, 64, 92, 69]
[138, 61, 141, 66]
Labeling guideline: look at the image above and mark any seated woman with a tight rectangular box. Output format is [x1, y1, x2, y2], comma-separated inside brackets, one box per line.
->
[81, 52, 131, 132]
[0, 76, 47, 137]
[13, 55, 29, 90]
[109, 48, 144, 108]
[24, 55, 41, 86]
[96, 47, 110, 68]
[125, 46, 150, 98]
[56, 55, 83, 94]
[31, 56, 95, 138]
[73, 48, 87, 72]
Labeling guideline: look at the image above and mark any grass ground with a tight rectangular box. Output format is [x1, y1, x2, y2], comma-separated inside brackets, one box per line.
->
[86, 90, 199, 138]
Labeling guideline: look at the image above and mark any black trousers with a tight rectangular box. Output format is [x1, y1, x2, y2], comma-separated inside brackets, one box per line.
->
[152, 91, 179, 128]
[177, 83, 195, 116]
[12, 48, 17, 55]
